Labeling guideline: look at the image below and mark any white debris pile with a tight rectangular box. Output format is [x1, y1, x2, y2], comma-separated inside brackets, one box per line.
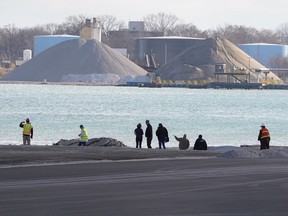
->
[217, 146, 288, 158]
[61, 73, 120, 84]
[117, 75, 152, 84]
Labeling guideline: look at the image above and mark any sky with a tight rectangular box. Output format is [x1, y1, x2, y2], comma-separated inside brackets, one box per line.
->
[1, 0, 288, 30]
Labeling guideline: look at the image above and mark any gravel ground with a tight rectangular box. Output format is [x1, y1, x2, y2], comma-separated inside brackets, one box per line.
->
[0, 145, 219, 167]
[1, 145, 288, 167]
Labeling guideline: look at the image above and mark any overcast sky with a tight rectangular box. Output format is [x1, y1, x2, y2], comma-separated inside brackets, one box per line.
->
[2, 0, 288, 30]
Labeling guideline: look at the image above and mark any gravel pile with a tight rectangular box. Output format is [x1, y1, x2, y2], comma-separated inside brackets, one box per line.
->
[1, 39, 148, 83]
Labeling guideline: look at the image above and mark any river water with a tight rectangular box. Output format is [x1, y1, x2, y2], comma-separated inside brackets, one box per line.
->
[0, 83, 287, 148]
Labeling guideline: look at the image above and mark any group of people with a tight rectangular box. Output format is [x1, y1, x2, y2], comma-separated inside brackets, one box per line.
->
[134, 120, 208, 150]
[19, 118, 271, 150]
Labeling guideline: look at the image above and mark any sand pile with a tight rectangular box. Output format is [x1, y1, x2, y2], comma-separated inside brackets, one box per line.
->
[155, 37, 281, 82]
[1, 39, 148, 83]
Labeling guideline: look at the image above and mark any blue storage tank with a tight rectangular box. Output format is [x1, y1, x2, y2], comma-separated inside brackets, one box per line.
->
[239, 43, 288, 67]
[34, 35, 80, 56]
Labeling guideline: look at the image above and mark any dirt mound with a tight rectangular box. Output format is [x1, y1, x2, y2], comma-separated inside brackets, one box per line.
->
[1, 39, 148, 82]
[155, 37, 281, 82]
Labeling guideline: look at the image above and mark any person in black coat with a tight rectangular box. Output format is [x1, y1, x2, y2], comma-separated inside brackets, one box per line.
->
[156, 123, 168, 149]
[145, 120, 153, 149]
[134, 123, 144, 148]
[193, 135, 208, 150]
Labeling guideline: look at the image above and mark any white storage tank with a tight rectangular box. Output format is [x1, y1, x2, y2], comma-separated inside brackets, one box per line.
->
[34, 35, 80, 56]
[23, 49, 32, 61]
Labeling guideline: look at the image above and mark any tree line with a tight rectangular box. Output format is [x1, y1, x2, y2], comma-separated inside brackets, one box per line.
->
[1, 13, 288, 68]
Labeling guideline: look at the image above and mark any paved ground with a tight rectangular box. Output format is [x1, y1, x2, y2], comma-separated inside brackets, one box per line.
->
[1, 158, 288, 216]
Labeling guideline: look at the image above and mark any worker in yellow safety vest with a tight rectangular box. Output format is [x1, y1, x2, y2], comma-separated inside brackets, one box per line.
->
[258, 123, 270, 150]
[78, 125, 89, 146]
[19, 118, 33, 145]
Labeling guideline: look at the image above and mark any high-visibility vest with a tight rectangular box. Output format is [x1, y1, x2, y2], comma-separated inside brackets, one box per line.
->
[23, 123, 32, 135]
[260, 128, 270, 139]
[80, 128, 89, 142]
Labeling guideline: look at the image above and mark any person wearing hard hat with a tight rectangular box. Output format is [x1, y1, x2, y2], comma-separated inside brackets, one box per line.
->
[258, 123, 270, 150]
[78, 125, 89, 146]
[19, 118, 33, 145]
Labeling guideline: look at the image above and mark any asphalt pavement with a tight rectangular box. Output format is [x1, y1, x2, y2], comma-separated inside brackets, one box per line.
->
[1, 158, 288, 216]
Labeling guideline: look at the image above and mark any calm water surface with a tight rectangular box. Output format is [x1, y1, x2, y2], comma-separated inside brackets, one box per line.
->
[0, 83, 287, 148]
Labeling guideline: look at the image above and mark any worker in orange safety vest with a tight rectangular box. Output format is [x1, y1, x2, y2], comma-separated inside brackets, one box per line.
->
[19, 118, 34, 145]
[258, 123, 270, 150]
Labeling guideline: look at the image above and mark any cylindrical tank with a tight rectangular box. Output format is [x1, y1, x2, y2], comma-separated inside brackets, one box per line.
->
[34, 35, 80, 56]
[23, 49, 32, 61]
[135, 37, 206, 67]
[239, 43, 288, 67]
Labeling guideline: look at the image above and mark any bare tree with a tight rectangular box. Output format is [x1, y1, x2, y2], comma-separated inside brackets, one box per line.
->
[276, 23, 288, 44]
[256, 29, 278, 44]
[60, 14, 89, 35]
[143, 13, 179, 36]
[97, 15, 125, 36]
[43, 23, 61, 35]
[168, 23, 208, 37]
[269, 56, 288, 68]
[209, 24, 260, 44]
[209, 24, 280, 45]
[0, 24, 21, 61]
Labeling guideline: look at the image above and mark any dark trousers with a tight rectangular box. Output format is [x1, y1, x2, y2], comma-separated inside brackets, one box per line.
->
[136, 138, 142, 148]
[79, 142, 87, 146]
[146, 137, 152, 148]
[260, 138, 270, 150]
[158, 139, 166, 149]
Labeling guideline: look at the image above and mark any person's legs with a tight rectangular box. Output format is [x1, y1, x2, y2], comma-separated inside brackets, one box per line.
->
[23, 135, 30, 145]
[22, 135, 26, 145]
[79, 142, 86, 146]
[266, 138, 270, 149]
[147, 137, 152, 148]
[260, 139, 268, 150]
[162, 140, 166, 149]
[159, 140, 165, 149]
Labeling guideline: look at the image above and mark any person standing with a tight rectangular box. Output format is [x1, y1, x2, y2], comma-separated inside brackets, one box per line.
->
[193, 135, 208, 150]
[156, 123, 169, 149]
[145, 120, 153, 148]
[174, 134, 190, 150]
[78, 125, 89, 146]
[19, 118, 33, 145]
[134, 123, 144, 148]
[258, 123, 270, 150]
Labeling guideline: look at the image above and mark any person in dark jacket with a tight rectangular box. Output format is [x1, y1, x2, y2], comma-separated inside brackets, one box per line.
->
[156, 123, 168, 149]
[134, 123, 144, 148]
[145, 120, 153, 149]
[193, 135, 208, 150]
